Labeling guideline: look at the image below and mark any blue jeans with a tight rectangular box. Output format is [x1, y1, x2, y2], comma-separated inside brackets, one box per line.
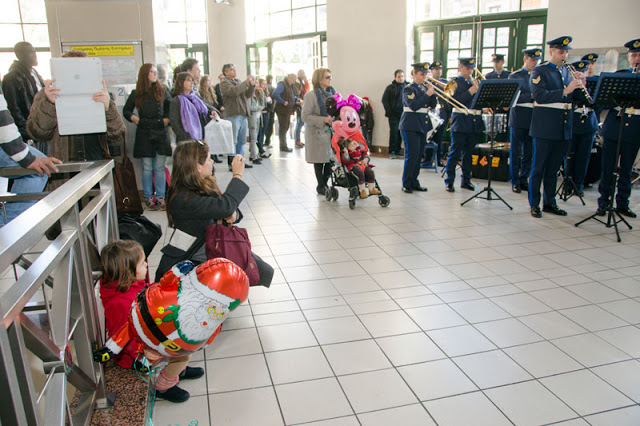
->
[294, 114, 304, 143]
[141, 155, 167, 199]
[0, 145, 48, 225]
[257, 111, 268, 154]
[227, 115, 248, 156]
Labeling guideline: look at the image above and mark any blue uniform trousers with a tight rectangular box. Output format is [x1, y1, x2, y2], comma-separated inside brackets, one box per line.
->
[567, 131, 595, 191]
[445, 132, 476, 185]
[401, 130, 425, 188]
[529, 138, 568, 208]
[597, 137, 640, 209]
[510, 127, 533, 186]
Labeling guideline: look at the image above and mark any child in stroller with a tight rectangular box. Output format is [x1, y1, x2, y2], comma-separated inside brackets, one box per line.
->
[341, 138, 381, 199]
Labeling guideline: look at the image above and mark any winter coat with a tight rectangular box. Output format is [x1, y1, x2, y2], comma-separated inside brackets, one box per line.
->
[381, 80, 406, 119]
[220, 77, 255, 117]
[301, 90, 332, 164]
[169, 96, 214, 143]
[2, 61, 44, 141]
[123, 88, 172, 158]
[248, 92, 266, 129]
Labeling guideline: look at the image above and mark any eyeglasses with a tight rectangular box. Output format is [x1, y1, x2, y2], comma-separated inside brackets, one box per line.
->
[324, 75, 332, 79]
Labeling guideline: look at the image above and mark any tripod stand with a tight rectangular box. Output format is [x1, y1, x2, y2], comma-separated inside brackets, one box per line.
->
[556, 136, 586, 205]
[461, 80, 520, 210]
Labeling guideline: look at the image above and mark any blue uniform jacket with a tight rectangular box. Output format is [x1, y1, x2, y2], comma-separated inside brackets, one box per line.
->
[530, 62, 577, 140]
[600, 69, 640, 143]
[509, 68, 534, 129]
[572, 76, 599, 135]
[485, 70, 512, 79]
[450, 76, 485, 134]
[398, 82, 437, 134]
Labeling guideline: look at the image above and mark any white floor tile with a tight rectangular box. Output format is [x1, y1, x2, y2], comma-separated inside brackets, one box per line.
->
[530, 287, 590, 310]
[154, 395, 211, 426]
[209, 387, 283, 426]
[586, 406, 640, 426]
[504, 341, 583, 378]
[490, 292, 552, 316]
[358, 404, 436, 426]
[591, 360, 640, 403]
[566, 282, 627, 303]
[205, 328, 263, 359]
[474, 317, 543, 348]
[552, 332, 631, 367]
[427, 325, 496, 357]
[323, 339, 391, 375]
[309, 316, 371, 344]
[358, 310, 420, 337]
[424, 391, 512, 426]
[258, 322, 318, 352]
[289, 279, 339, 299]
[339, 369, 418, 413]
[559, 305, 629, 331]
[596, 325, 640, 357]
[398, 359, 478, 401]
[518, 311, 588, 340]
[599, 299, 640, 324]
[449, 299, 510, 323]
[406, 304, 467, 330]
[376, 332, 446, 366]
[275, 377, 353, 424]
[206, 354, 271, 393]
[452, 350, 532, 389]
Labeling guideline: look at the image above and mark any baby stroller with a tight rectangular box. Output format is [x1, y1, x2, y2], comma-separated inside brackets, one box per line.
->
[325, 132, 390, 210]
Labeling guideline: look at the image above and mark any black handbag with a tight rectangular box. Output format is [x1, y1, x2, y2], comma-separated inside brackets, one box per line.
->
[118, 213, 162, 257]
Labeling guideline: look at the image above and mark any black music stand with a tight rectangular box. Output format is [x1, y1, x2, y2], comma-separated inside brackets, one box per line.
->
[575, 72, 640, 242]
[461, 80, 521, 209]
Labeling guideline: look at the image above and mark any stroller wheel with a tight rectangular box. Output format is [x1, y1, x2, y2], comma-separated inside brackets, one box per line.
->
[325, 188, 333, 202]
[349, 199, 356, 210]
[332, 187, 339, 201]
[379, 195, 391, 208]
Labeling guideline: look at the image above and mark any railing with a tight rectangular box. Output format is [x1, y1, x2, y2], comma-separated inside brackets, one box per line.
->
[0, 161, 118, 426]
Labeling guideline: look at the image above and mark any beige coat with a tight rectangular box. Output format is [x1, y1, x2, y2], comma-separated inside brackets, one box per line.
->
[301, 90, 332, 164]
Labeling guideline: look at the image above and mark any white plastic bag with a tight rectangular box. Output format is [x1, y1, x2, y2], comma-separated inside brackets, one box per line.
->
[204, 118, 235, 155]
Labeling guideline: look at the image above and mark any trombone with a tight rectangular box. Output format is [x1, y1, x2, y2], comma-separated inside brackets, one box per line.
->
[424, 76, 470, 114]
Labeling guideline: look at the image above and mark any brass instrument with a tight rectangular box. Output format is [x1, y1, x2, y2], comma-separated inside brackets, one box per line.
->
[424, 76, 469, 114]
[473, 68, 486, 81]
[563, 60, 594, 104]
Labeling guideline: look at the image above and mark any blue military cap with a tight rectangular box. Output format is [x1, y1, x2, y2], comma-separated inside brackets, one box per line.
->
[547, 36, 573, 50]
[429, 60, 443, 70]
[581, 53, 599, 62]
[522, 48, 543, 59]
[458, 57, 477, 68]
[570, 60, 590, 71]
[411, 62, 430, 73]
[491, 53, 505, 62]
[624, 38, 640, 52]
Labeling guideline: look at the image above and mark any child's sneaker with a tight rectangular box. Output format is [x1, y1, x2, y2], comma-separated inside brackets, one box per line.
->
[156, 197, 166, 211]
[360, 189, 368, 199]
[145, 197, 158, 211]
[369, 187, 381, 196]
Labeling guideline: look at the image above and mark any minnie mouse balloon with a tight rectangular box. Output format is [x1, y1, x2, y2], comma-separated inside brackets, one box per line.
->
[94, 258, 249, 362]
[331, 94, 362, 140]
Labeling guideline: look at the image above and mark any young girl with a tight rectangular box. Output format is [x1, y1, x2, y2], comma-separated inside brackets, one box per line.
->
[100, 240, 203, 403]
[341, 138, 381, 199]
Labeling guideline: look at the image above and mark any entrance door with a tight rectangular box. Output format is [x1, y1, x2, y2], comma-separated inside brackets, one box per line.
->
[443, 24, 474, 79]
[271, 37, 317, 82]
[167, 43, 209, 76]
[479, 20, 517, 74]
[415, 25, 441, 65]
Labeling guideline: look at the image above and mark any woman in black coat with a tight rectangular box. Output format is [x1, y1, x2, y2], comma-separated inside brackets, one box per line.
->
[123, 63, 172, 210]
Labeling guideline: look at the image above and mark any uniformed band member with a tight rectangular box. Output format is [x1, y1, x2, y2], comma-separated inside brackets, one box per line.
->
[566, 60, 598, 197]
[400, 62, 436, 193]
[581, 53, 599, 77]
[485, 54, 511, 79]
[529, 35, 586, 218]
[508, 48, 542, 193]
[428, 60, 449, 166]
[445, 57, 485, 192]
[596, 38, 640, 218]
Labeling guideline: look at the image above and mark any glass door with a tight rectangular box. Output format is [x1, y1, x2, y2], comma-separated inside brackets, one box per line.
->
[514, 16, 546, 68]
[479, 20, 517, 74]
[247, 43, 270, 77]
[443, 24, 474, 79]
[415, 25, 441, 65]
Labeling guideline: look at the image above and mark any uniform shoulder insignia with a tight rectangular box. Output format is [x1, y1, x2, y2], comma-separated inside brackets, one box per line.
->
[407, 93, 415, 99]
[532, 76, 541, 85]
[540, 61, 549, 66]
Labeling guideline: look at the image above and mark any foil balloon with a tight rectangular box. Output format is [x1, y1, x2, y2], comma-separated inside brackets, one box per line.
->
[94, 258, 249, 363]
[331, 93, 363, 140]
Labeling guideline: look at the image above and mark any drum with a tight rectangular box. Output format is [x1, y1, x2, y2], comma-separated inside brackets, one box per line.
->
[482, 113, 508, 134]
[427, 110, 444, 142]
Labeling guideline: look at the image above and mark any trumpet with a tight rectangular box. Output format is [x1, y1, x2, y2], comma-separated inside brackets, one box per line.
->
[473, 68, 486, 81]
[563, 60, 594, 104]
[423, 76, 470, 114]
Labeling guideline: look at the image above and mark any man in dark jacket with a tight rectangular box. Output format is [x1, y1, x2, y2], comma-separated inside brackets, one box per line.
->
[381, 69, 406, 159]
[273, 74, 297, 152]
[2, 42, 45, 150]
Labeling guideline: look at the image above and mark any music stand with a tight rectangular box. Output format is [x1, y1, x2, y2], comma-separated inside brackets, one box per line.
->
[575, 72, 640, 242]
[461, 80, 521, 209]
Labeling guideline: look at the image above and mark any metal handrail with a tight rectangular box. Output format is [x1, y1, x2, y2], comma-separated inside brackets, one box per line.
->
[0, 160, 118, 425]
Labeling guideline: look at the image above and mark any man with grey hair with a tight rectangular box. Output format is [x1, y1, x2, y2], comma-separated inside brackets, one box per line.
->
[273, 73, 298, 152]
[220, 63, 255, 168]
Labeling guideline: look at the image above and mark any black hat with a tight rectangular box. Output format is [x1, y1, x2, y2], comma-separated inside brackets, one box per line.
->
[491, 53, 505, 62]
[458, 57, 477, 68]
[522, 48, 543, 59]
[581, 53, 599, 62]
[547, 36, 573, 50]
[411, 62, 430, 73]
[570, 61, 590, 71]
[624, 39, 640, 52]
[429, 60, 443, 70]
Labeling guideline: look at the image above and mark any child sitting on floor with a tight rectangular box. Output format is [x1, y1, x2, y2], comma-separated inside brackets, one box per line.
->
[341, 138, 381, 199]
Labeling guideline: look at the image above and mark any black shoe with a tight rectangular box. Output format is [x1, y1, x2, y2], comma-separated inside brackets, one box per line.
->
[542, 204, 567, 216]
[316, 185, 327, 195]
[402, 187, 413, 194]
[251, 158, 262, 164]
[213, 155, 223, 163]
[575, 190, 585, 197]
[260, 152, 272, 158]
[280, 147, 293, 153]
[520, 182, 529, 191]
[244, 163, 253, 169]
[156, 385, 190, 403]
[616, 207, 637, 218]
[531, 206, 542, 218]
[412, 186, 428, 192]
[596, 207, 606, 217]
[512, 184, 521, 193]
[179, 366, 205, 380]
[461, 182, 475, 191]
[437, 160, 445, 167]
[446, 183, 455, 193]
[264, 141, 271, 147]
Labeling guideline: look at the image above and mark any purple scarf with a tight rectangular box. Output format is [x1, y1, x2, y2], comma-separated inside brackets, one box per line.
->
[179, 92, 208, 139]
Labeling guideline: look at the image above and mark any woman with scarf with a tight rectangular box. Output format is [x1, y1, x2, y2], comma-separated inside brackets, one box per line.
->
[169, 72, 218, 144]
[302, 68, 336, 195]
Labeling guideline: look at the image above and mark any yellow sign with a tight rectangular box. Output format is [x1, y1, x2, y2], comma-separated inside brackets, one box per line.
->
[70, 45, 134, 57]
[492, 157, 500, 167]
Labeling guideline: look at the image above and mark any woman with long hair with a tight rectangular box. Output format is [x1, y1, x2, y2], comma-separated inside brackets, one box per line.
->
[301, 68, 336, 195]
[155, 141, 273, 287]
[169, 72, 218, 144]
[123, 63, 172, 210]
[199, 75, 220, 110]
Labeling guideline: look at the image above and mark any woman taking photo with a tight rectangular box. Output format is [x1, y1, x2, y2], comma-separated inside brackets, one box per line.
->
[302, 68, 336, 195]
[155, 141, 273, 287]
[169, 72, 218, 143]
[123, 63, 172, 210]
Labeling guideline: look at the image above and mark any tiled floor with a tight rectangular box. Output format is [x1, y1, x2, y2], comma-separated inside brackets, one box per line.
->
[150, 145, 640, 425]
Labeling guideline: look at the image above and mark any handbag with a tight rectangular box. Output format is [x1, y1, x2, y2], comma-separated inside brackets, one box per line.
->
[118, 213, 162, 257]
[205, 221, 260, 286]
[112, 151, 144, 215]
[204, 118, 235, 155]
